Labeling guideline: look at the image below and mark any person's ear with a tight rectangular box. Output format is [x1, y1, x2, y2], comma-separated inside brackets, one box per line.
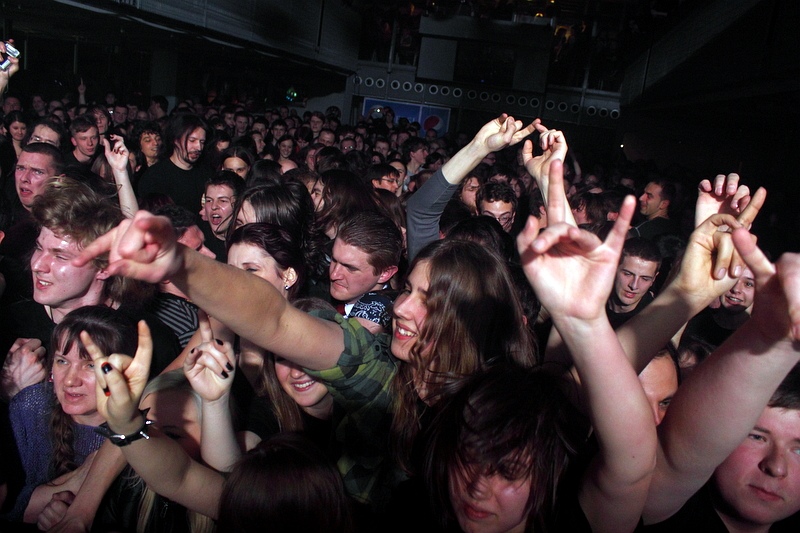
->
[377, 265, 398, 284]
[282, 267, 298, 289]
[95, 267, 112, 281]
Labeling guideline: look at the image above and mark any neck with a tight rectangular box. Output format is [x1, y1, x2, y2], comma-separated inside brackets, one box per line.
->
[716, 511, 771, 533]
[648, 210, 668, 221]
[145, 155, 158, 166]
[170, 153, 192, 170]
[607, 296, 638, 314]
[303, 394, 334, 420]
[73, 149, 91, 163]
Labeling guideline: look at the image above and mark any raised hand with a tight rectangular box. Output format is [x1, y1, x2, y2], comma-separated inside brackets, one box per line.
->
[522, 121, 568, 181]
[82, 320, 152, 435]
[101, 134, 130, 174]
[473, 114, 538, 153]
[695, 173, 766, 228]
[517, 158, 636, 322]
[77, 77, 86, 95]
[184, 310, 236, 402]
[732, 227, 800, 344]
[73, 211, 181, 284]
[0, 40, 20, 92]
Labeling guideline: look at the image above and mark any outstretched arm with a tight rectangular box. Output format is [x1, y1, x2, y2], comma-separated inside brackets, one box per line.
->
[74, 211, 345, 371]
[102, 135, 138, 217]
[517, 159, 655, 533]
[407, 114, 537, 259]
[83, 321, 224, 519]
[643, 229, 800, 524]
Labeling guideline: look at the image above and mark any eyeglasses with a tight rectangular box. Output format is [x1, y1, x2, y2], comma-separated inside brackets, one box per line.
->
[481, 211, 513, 225]
[30, 135, 58, 146]
[380, 177, 402, 186]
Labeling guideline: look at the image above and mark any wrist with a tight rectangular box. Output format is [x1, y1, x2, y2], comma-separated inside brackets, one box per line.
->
[100, 409, 151, 444]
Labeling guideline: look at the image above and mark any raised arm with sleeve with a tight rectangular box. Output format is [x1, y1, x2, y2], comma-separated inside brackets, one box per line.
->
[406, 114, 536, 260]
[641, 228, 800, 525]
[83, 321, 224, 518]
[517, 159, 656, 533]
[73, 211, 346, 372]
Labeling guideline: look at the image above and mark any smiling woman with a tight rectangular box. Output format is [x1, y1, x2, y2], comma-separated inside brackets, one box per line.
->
[3, 305, 138, 525]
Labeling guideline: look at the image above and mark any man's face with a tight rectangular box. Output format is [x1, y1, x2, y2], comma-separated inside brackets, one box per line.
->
[410, 146, 429, 165]
[271, 124, 286, 139]
[223, 113, 235, 129]
[127, 104, 138, 118]
[720, 268, 755, 312]
[309, 116, 324, 133]
[373, 172, 400, 194]
[31, 125, 61, 147]
[329, 239, 384, 304]
[638, 354, 678, 426]
[480, 200, 515, 233]
[139, 131, 162, 160]
[639, 182, 665, 218]
[113, 106, 128, 124]
[613, 255, 659, 310]
[71, 127, 99, 159]
[340, 139, 356, 153]
[175, 127, 206, 168]
[31, 95, 46, 113]
[204, 184, 236, 236]
[318, 131, 335, 147]
[31, 227, 105, 314]
[235, 116, 249, 135]
[3, 96, 21, 115]
[713, 406, 800, 529]
[375, 140, 390, 157]
[15, 152, 58, 210]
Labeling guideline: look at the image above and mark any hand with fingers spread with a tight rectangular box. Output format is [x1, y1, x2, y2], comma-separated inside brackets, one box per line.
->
[72, 211, 181, 284]
[517, 158, 637, 322]
[82, 320, 152, 435]
[695, 173, 766, 228]
[472, 114, 538, 154]
[1, 338, 47, 400]
[184, 310, 236, 402]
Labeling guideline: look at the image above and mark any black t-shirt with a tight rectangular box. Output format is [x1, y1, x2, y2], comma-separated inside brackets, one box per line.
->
[137, 159, 213, 217]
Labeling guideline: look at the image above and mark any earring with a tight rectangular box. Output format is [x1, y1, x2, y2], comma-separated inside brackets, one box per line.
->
[48, 374, 54, 383]
[284, 284, 290, 290]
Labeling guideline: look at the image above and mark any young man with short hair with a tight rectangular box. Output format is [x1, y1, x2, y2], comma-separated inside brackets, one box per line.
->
[477, 181, 517, 233]
[64, 115, 99, 168]
[606, 237, 662, 329]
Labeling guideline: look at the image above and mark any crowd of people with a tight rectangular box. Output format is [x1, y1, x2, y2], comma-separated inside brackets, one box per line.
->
[0, 40, 798, 533]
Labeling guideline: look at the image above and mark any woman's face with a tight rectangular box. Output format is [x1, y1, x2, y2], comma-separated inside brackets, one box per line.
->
[305, 148, 317, 171]
[274, 357, 332, 420]
[391, 260, 430, 363]
[9, 121, 26, 142]
[140, 388, 202, 460]
[461, 177, 480, 211]
[228, 242, 290, 297]
[279, 139, 294, 160]
[223, 156, 250, 180]
[52, 341, 102, 426]
[140, 132, 162, 159]
[448, 466, 532, 533]
[234, 200, 256, 229]
[251, 132, 266, 155]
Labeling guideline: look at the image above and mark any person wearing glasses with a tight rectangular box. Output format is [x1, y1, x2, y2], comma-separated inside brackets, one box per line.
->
[366, 163, 403, 196]
[477, 181, 517, 233]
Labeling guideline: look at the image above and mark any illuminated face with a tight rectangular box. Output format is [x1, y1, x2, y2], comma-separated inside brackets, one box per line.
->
[309, 116, 323, 133]
[71, 127, 99, 159]
[15, 151, 57, 209]
[638, 354, 678, 426]
[719, 268, 755, 312]
[329, 240, 386, 304]
[31, 95, 46, 113]
[279, 139, 294, 160]
[271, 124, 286, 139]
[92, 111, 109, 135]
[52, 341, 102, 426]
[274, 357, 332, 419]
[318, 131, 335, 147]
[340, 139, 356, 153]
[410, 146, 429, 165]
[713, 407, 800, 529]
[9, 120, 26, 142]
[391, 260, 430, 363]
[113, 106, 128, 124]
[204, 185, 236, 236]
[480, 200, 515, 233]
[139, 132, 162, 160]
[228, 242, 294, 298]
[612, 255, 659, 311]
[31, 228, 107, 322]
[449, 466, 531, 533]
[31, 124, 61, 147]
[175, 127, 206, 167]
[140, 388, 202, 460]
[235, 116, 249, 135]
[222, 156, 250, 180]
[639, 182, 665, 219]
[372, 172, 401, 194]
[375, 140, 390, 157]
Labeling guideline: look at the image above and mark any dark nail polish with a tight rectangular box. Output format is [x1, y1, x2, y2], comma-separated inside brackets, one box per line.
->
[101, 363, 113, 374]
[215, 339, 223, 346]
[220, 370, 229, 379]
[190, 347, 196, 354]
[103, 387, 111, 397]
[225, 362, 234, 372]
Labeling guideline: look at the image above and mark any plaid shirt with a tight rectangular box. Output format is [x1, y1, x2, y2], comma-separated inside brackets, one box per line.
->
[305, 310, 407, 510]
